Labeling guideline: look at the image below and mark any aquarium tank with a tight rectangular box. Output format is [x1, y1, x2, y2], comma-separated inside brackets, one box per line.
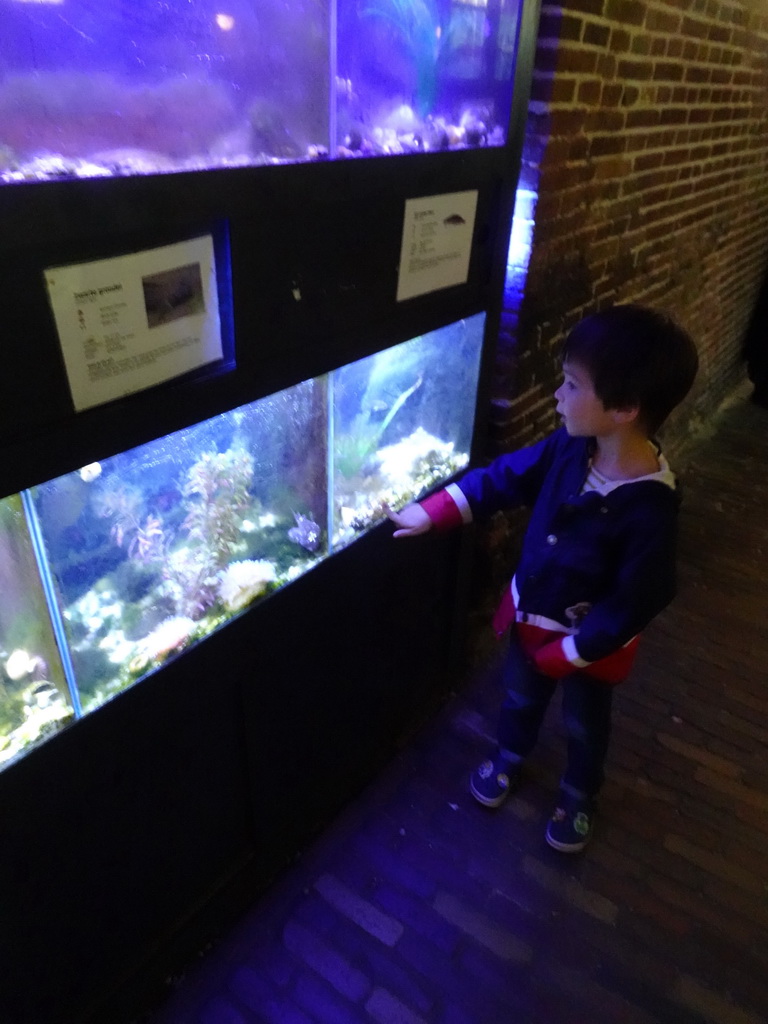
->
[331, 316, 482, 546]
[0, 315, 483, 769]
[0, 0, 520, 184]
[0, 495, 71, 768]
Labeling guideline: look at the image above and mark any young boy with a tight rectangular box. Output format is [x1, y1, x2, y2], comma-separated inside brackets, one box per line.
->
[387, 305, 698, 852]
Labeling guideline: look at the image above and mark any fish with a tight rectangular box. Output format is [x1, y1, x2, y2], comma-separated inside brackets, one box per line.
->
[27, 682, 60, 709]
[443, 213, 466, 226]
[287, 512, 321, 552]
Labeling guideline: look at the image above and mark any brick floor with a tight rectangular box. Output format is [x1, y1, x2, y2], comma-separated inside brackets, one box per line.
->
[140, 387, 768, 1024]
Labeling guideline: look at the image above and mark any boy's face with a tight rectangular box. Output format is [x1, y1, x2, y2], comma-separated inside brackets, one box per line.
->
[555, 360, 621, 437]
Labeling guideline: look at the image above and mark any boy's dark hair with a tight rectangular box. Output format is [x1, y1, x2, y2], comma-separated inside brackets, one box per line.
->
[562, 304, 699, 434]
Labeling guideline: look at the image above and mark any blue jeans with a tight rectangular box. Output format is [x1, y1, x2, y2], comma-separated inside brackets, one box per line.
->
[497, 634, 614, 799]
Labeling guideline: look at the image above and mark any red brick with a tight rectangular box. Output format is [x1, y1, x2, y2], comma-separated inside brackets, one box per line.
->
[618, 59, 654, 80]
[583, 22, 610, 46]
[626, 109, 660, 129]
[645, 8, 682, 32]
[558, 47, 599, 74]
[654, 61, 685, 81]
[577, 79, 602, 103]
[605, 0, 645, 26]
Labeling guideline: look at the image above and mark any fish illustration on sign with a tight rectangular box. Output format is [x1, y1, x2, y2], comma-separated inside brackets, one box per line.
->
[443, 213, 466, 226]
[288, 512, 321, 552]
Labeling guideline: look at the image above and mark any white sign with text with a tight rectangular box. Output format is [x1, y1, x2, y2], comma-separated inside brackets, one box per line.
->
[45, 235, 223, 412]
[397, 190, 478, 301]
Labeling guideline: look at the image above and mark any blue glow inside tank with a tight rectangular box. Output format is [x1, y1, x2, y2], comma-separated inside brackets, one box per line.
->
[0, 315, 482, 766]
[331, 313, 484, 547]
[28, 377, 328, 713]
[0, 0, 520, 183]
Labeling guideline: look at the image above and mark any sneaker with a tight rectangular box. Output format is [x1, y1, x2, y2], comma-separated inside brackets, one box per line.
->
[545, 795, 595, 852]
[470, 753, 520, 808]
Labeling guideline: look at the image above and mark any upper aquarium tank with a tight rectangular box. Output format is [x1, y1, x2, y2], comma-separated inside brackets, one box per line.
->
[0, 0, 521, 183]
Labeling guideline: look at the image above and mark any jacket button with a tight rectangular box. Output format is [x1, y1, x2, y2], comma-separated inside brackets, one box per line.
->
[546, 534, 558, 545]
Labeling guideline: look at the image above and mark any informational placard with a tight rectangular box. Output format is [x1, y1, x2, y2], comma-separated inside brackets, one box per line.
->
[396, 190, 478, 302]
[45, 235, 224, 412]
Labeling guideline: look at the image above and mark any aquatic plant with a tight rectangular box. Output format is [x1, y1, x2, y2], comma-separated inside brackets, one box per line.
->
[158, 448, 255, 619]
[93, 478, 165, 564]
[359, 0, 441, 116]
[161, 546, 220, 620]
[181, 448, 254, 565]
[335, 376, 422, 480]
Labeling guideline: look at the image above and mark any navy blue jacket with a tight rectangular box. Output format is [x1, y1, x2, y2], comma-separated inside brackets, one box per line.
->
[424, 428, 680, 666]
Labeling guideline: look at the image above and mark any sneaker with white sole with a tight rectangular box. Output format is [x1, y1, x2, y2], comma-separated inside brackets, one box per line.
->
[470, 753, 520, 808]
[545, 795, 595, 852]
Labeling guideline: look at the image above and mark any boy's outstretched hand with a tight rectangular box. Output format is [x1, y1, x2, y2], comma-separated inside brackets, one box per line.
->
[383, 502, 433, 538]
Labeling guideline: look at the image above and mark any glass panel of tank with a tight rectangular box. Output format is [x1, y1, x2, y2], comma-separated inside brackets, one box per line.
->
[331, 313, 484, 548]
[28, 378, 327, 712]
[336, 0, 520, 157]
[1, 0, 520, 184]
[0, 494, 72, 769]
[1, 0, 330, 183]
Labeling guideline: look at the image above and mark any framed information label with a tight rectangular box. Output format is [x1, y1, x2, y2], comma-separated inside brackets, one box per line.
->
[396, 191, 478, 302]
[45, 235, 224, 412]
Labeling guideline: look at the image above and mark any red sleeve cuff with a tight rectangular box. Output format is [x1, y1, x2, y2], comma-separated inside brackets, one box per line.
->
[419, 490, 465, 532]
[532, 638, 574, 679]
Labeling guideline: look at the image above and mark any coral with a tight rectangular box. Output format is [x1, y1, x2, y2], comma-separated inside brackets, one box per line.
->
[135, 616, 197, 666]
[333, 428, 469, 548]
[217, 560, 277, 613]
[376, 426, 464, 488]
[4, 649, 45, 682]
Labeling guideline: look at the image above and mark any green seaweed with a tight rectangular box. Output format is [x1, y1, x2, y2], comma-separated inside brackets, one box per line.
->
[360, 0, 441, 116]
[335, 376, 422, 480]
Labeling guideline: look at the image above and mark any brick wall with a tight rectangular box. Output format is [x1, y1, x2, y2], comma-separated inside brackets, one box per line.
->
[491, 0, 768, 457]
